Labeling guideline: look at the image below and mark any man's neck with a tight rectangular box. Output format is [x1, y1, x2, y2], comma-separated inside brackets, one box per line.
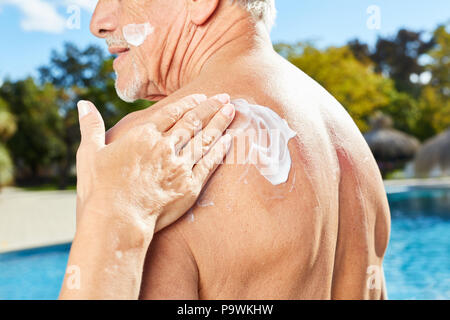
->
[165, 10, 272, 94]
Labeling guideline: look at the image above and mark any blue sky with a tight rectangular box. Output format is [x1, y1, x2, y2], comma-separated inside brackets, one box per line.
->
[0, 0, 448, 81]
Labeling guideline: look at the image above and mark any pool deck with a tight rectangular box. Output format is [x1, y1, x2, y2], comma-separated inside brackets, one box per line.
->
[1, 176, 450, 254]
[384, 177, 450, 187]
[384, 177, 450, 194]
[0, 187, 76, 254]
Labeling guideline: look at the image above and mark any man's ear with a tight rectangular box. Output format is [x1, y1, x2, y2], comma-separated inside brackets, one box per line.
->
[187, 0, 220, 26]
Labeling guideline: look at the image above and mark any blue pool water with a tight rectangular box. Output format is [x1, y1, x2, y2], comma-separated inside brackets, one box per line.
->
[0, 187, 449, 300]
[383, 187, 450, 299]
[0, 244, 70, 300]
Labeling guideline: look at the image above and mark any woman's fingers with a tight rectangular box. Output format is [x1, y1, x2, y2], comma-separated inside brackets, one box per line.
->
[167, 94, 231, 151]
[193, 134, 233, 187]
[77, 100, 106, 150]
[181, 103, 235, 165]
[151, 94, 208, 132]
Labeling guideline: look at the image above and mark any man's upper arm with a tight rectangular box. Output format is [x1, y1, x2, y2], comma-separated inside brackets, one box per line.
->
[139, 226, 199, 300]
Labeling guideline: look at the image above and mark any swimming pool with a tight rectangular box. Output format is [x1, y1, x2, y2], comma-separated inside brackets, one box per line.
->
[383, 186, 450, 300]
[0, 187, 449, 300]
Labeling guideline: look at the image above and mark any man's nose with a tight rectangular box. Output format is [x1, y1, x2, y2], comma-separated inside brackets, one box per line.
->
[90, 0, 119, 38]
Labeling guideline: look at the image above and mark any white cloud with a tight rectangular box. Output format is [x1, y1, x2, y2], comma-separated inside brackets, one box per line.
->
[0, 0, 96, 34]
[64, 0, 96, 12]
[0, 0, 65, 33]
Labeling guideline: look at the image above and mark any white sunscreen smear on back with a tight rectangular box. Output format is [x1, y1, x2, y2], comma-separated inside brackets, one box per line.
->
[231, 99, 297, 185]
[123, 23, 154, 47]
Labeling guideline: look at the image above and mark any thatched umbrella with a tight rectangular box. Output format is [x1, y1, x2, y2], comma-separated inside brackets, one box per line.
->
[414, 129, 450, 178]
[363, 112, 421, 175]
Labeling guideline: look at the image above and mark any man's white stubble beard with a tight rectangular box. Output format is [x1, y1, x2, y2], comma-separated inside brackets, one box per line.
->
[115, 58, 143, 103]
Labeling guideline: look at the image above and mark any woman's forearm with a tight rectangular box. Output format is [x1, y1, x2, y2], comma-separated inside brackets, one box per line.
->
[59, 206, 156, 300]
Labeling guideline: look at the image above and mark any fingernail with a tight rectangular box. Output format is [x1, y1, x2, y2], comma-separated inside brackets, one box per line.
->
[213, 93, 230, 104]
[192, 94, 207, 104]
[77, 101, 92, 119]
[221, 104, 235, 117]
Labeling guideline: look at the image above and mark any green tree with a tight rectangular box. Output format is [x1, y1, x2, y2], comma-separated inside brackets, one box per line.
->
[275, 43, 395, 131]
[395, 24, 450, 140]
[0, 143, 13, 187]
[347, 39, 372, 65]
[0, 97, 16, 187]
[421, 24, 450, 134]
[381, 91, 430, 140]
[0, 78, 65, 180]
[348, 24, 449, 140]
[0, 97, 16, 140]
[417, 86, 449, 137]
[428, 24, 450, 91]
[369, 29, 434, 96]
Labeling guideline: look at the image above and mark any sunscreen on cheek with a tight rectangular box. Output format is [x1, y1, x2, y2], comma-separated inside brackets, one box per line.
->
[123, 22, 154, 47]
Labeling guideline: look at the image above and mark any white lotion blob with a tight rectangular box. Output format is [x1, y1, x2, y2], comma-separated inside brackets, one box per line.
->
[123, 22, 154, 47]
[231, 99, 297, 185]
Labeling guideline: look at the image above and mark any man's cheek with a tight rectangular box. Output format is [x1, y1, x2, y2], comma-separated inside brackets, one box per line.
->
[123, 22, 154, 47]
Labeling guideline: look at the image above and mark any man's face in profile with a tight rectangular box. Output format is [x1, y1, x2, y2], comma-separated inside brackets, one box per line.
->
[90, 0, 186, 102]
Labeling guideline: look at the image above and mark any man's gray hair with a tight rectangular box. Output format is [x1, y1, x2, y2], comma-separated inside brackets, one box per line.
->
[229, 0, 276, 31]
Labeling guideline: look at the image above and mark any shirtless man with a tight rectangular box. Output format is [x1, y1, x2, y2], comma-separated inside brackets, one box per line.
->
[90, 0, 391, 299]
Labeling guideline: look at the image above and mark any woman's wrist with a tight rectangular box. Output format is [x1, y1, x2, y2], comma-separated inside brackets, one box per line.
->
[78, 193, 159, 233]
[76, 199, 157, 249]
[60, 205, 157, 299]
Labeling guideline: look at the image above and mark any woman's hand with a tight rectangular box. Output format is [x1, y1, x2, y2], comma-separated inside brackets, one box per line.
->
[60, 94, 235, 299]
[76, 93, 235, 233]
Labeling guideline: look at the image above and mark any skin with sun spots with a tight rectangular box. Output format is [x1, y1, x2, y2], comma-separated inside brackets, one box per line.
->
[90, 0, 390, 299]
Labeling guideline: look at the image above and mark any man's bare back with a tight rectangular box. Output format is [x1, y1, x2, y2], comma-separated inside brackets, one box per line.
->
[108, 49, 391, 300]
